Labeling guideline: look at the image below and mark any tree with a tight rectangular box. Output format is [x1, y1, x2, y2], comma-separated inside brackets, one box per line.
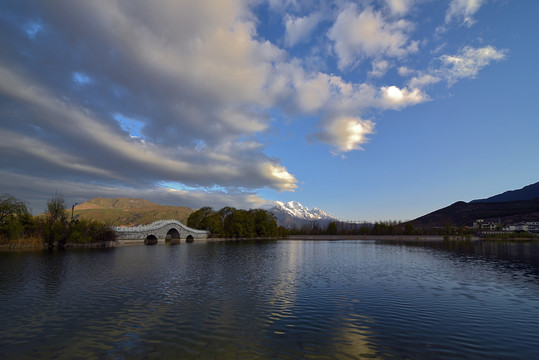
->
[404, 222, 415, 235]
[204, 213, 223, 237]
[189, 206, 280, 239]
[187, 206, 214, 229]
[326, 221, 338, 235]
[45, 194, 68, 248]
[0, 194, 32, 242]
[250, 209, 278, 237]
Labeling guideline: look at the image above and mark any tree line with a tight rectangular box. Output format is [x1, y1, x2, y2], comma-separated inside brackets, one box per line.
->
[288, 220, 479, 237]
[0, 193, 116, 248]
[187, 206, 288, 239]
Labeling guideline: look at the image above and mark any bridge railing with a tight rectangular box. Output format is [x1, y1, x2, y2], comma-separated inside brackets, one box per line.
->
[113, 220, 208, 234]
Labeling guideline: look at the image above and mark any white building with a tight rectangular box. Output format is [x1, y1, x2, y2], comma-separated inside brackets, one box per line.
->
[503, 222, 539, 233]
[473, 219, 499, 231]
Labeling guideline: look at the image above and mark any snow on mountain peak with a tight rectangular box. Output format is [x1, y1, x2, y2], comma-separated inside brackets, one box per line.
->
[270, 200, 337, 227]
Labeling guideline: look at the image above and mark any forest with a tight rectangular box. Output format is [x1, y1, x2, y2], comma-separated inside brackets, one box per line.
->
[0, 194, 116, 248]
[187, 206, 288, 239]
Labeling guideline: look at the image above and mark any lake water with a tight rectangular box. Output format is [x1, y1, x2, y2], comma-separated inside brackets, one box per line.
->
[1, 239, 539, 359]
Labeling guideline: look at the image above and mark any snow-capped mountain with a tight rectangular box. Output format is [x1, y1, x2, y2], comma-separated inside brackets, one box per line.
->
[270, 201, 338, 229]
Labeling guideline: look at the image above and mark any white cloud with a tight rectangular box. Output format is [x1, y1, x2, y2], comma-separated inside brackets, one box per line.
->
[385, 0, 415, 16]
[440, 45, 507, 84]
[445, 0, 486, 26]
[0, 65, 298, 191]
[398, 66, 414, 76]
[314, 116, 375, 153]
[285, 12, 322, 47]
[0, 0, 510, 209]
[328, 5, 418, 70]
[369, 59, 390, 77]
[262, 163, 298, 191]
[408, 74, 441, 89]
[379, 85, 426, 109]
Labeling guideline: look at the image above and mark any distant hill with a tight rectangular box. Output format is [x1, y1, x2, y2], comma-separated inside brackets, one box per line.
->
[411, 199, 539, 228]
[471, 181, 539, 203]
[410, 181, 539, 228]
[73, 197, 194, 226]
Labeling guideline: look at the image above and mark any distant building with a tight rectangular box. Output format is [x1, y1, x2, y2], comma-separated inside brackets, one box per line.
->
[503, 222, 539, 233]
[473, 219, 499, 231]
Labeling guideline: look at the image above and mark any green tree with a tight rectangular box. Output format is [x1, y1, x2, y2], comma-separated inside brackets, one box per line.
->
[326, 221, 338, 235]
[187, 206, 214, 229]
[44, 194, 68, 248]
[250, 209, 278, 237]
[0, 194, 32, 242]
[404, 222, 415, 235]
[278, 226, 289, 238]
[204, 213, 224, 237]
[224, 209, 253, 238]
[67, 218, 116, 243]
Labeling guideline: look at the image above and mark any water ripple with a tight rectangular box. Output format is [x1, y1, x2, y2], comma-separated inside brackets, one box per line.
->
[2, 241, 539, 359]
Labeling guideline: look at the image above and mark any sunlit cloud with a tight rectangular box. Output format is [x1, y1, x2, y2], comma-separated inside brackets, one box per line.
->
[380, 85, 425, 109]
[314, 116, 375, 154]
[0, 0, 510, 212]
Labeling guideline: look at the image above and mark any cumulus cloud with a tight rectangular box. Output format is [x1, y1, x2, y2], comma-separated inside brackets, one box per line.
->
[369, 59, 390, 77]
[445, 0, 486, 26]
[379, 85, 426, 109]
[0, 0, 509, 209]
[328, 4, 418, 70]
[398, 66, 414, 76]
[440, 45, 507, 84]
[408, 74, 442, 89]
[398, 45, 506, 90]
[285, 12, 322, 47]
[314, 116, 375, 153]
[385, 0, 415, 16]
[0, 1, 300, 205]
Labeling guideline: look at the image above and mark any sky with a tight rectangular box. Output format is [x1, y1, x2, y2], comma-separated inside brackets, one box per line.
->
[0, 0, 538, 221]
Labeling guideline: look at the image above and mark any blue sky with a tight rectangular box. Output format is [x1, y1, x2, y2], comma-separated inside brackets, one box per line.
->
[0, 0, 537, 221]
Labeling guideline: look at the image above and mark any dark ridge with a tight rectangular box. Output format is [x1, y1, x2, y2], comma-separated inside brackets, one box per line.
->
[471, 181, 539, 203]
[411, 199, 539, 228]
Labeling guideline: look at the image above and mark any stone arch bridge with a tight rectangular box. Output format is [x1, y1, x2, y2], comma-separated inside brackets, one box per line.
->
[113, 220, 209, 245]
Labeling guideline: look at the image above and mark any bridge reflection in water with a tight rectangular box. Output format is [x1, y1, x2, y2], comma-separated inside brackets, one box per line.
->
[113, 220, 209, 245]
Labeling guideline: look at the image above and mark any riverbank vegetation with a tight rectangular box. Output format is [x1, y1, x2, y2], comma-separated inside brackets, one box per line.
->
[287, 220, 537, 240]
[187, 206, 288, 239]
[0, 193, 116, 249]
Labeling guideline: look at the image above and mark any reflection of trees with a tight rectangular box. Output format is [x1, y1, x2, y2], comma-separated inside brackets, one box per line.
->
[41, 251, 68, 299]
[380, 239, 539, 278]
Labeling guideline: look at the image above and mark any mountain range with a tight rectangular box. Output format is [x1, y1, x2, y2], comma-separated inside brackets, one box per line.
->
[73, 197, 338, 228]
[471, 181, 539, 203]
[270, 201, 338, 229]
[73, 181, 539, 229]
[410, 181, 539, 227]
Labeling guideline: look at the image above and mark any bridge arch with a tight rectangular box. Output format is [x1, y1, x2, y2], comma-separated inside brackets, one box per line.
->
[145, 235, 158, 245]
[166, 228, 181, 244]
[114, 220, 209, 245]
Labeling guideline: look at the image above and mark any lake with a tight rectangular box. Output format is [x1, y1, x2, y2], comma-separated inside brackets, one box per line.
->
[1, 239, 539, 359]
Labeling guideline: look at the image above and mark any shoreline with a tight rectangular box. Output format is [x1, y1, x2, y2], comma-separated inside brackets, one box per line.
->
[287, 235, 465, 241]
[2, 234, 535, 252]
